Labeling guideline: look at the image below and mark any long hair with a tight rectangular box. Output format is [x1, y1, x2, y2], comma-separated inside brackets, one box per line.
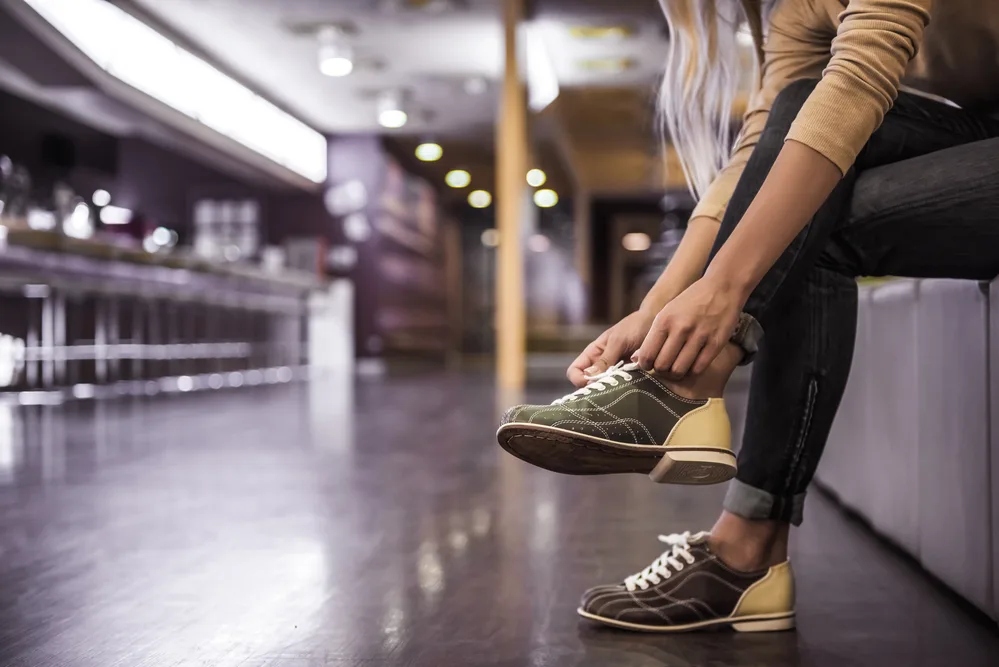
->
[657, 0, 769, 199]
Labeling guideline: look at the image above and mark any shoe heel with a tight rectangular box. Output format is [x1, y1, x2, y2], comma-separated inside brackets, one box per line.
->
[649, 450, 737, 485]
[731, 615, 796, 633]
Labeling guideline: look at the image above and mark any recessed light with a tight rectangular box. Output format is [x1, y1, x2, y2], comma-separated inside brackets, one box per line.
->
[415, 142, 443, 161]
[468, 190, 492, 208]
[445, 169, 471, 188]
[92, 189, 111, 206]
[526, 169, 546, 187]
[533, 189, 558, 208]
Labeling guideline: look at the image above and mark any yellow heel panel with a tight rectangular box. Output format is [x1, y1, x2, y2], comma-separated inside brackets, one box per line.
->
[733, 561, 796, 617]
[664, 398, 731, 449]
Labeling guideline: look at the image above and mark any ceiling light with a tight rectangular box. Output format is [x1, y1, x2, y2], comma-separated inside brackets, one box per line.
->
[468, 190, 492, 208]
[445, 169, 471, 188]
[463, 77, 488, 95]
[528, 234, 550, 252]
[622, 232, 651, 252]
[377, 91, 407, 128]
[526, 23, 559, 112]
[24, 0, 328, 184]
[100, 205, 133, 225]
[92, 189, 111, 206]
[533, 189, 558, 208]
[526, 169, 546, 187]
[568, 25, 634, 40]
[480, 228, 499, 247]
[317, 26, 353, 76]
[415, 142, 443, 162]
[319, 44, 354, 77]
[379, 110, 407, 129]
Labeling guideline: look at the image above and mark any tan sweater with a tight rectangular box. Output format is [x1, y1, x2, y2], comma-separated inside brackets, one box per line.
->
[692, 0, 999, 223]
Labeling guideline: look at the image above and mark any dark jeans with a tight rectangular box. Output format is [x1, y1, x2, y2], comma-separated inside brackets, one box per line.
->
[709, 79, 999, 525]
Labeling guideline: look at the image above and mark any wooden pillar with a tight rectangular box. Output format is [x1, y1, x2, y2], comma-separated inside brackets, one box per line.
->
[495, 0, 528, 390]
[574, 188, 592, 289]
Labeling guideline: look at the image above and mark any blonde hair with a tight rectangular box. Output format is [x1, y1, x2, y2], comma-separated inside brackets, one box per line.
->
[657, 0, 768, 199]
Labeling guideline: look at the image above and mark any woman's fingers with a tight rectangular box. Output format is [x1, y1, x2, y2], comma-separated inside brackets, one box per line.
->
[567, 340, 603, 387]
[635, 319, 668, 371]
[651, 323, 689, 374]
[668, 332, 708, 377]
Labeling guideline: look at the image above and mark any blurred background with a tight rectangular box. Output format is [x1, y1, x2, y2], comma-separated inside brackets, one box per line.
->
[0, 0, 758, 392]
[1, 2, 997, 666]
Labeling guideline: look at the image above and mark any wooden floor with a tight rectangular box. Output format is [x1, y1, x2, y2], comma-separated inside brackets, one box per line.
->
[0, 372, 997, 666]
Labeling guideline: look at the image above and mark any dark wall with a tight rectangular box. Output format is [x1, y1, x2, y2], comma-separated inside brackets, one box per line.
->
[114, 138, 261, 233]
[0, 89, 294, 240]
[0, 89, 116, 185]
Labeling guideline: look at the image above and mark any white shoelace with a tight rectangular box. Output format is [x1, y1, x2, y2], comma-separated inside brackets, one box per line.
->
[552, 361, 639, 406]
[623, 532, 701, 592]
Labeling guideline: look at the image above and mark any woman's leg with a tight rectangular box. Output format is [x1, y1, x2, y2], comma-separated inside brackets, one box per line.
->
[712, 136, 999, 568]
[698, 82, 999, 564]
[716, 80, 999, 356]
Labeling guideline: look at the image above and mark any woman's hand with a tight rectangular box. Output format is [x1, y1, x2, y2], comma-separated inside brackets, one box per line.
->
[634, 277, 744, 378]
[567, 309, 656, 388]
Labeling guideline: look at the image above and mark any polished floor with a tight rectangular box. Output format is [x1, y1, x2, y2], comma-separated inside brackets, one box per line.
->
[0, 372, 997, 666]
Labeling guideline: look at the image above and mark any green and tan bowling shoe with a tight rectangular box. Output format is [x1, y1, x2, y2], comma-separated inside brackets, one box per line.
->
[497, 362, 736, 484]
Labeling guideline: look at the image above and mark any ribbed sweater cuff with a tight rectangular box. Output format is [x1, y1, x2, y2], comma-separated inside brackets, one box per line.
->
[785, 73, 886, 175]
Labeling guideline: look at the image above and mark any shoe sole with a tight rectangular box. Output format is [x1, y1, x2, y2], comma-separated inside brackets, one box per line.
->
[577, 608, 796, 633]
[496, 423, 736, 484]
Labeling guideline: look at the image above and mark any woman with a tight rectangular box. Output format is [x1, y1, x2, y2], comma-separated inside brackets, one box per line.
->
[497, 0, 999, 633]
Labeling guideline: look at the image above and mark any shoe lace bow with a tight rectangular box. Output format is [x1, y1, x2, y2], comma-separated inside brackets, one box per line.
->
[623, 531, 701, 592]
[552, 361, 638, 406]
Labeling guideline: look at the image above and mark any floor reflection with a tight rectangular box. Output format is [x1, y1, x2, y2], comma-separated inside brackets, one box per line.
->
[0, 373, 995, 666]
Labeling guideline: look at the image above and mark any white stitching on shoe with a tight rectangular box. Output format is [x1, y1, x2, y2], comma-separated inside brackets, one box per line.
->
[549, 417, 654, 443]
[642, 374, 707, 405]
[549, 419, 611, 438]
[583, 398, 640, 444]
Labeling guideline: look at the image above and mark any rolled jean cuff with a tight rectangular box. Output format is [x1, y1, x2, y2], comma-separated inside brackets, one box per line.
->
[731, 312, 763, 365]
[723, 478, 807, 526]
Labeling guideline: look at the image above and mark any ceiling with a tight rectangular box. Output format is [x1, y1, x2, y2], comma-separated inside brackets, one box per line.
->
[1, 0, 750, 197]
[126, 0, 671, 139]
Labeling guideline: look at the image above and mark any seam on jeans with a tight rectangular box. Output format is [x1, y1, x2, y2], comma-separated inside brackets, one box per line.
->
[749, 222, 809, 317]
[782, 376, 818, 499]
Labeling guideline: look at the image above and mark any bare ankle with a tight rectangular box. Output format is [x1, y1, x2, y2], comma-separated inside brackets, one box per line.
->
[663, 343, 742, 400]
[708, 511, 790, 572]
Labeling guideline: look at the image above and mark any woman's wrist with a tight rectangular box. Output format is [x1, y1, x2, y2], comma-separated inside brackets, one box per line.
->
[703, 254, 757, 303]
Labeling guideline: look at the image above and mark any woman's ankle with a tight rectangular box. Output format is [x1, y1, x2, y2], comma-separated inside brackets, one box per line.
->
[663, 342, 742, 400]
[707, 511, 790, 572]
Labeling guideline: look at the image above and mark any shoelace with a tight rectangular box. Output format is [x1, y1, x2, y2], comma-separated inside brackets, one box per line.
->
[623, 532, 699, 592]
[551, 361, 638, 405]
